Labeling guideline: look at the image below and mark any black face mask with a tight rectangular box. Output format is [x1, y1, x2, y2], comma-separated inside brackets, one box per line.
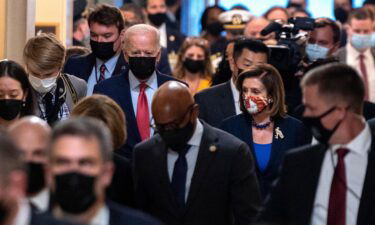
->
[334, 7, 349, 24]
[53, 172, 96, 214]
[183, 58, 205, 74]
[90, 39, 117, 61]
[128, 57, 156, 80]
[206, 22, 224, 36]
[301, 106, 342, 146]
[0, 200, 9, 224]
[159, 121, 195, 152]
[26, 162, 46, 195]
[0, 99, 23, 121]
[148, 13, 167, 27]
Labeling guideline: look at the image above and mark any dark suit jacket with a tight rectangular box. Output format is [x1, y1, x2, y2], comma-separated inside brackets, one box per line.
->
[166, 26, 185, 54]
[260, 120, 375, 225]
[30, 212, 81, 225]
[108, 201, 164, 225]
[220, 114, 312, 199]
[93, 70, 177, 159]
[63, 51, 172, 82]
[133, 121, 261, 225]
[106, 153, 134, 207]
[195, 80, 236, 127]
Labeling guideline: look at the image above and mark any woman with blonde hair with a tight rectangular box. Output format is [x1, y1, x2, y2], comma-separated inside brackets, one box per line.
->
[173, 37, 213, 95]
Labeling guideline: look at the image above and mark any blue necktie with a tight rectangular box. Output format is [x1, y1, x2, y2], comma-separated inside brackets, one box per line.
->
[171, 145, 191, 207]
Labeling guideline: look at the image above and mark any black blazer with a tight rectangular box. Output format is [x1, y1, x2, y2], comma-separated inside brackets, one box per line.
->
[107, 201, 164, 225]
[260, 120, 375, 225]
[93, 70, 177, 159]
[30, 212, 82, 225]
[166, 26, 185, 54]
[195, 80, 236, 127]
[133, 121, 261, 225]
[63, 50, 172, 82]
[220, 114, 312, 199]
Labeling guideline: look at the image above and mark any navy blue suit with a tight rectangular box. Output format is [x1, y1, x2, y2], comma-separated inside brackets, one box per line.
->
[93, 70, 176, 159]
[166, 26, 185, 54]
[220, 114, 312, 198]
[63, 49, 172, 81]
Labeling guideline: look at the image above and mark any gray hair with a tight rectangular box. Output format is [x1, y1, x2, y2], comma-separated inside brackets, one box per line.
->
[49, 117, 113, 162]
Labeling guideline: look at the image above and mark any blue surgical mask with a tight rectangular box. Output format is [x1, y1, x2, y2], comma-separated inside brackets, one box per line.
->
[371, 33, 375, 47]
[306, 43, 329, 62]
[351, 33, 372, 50]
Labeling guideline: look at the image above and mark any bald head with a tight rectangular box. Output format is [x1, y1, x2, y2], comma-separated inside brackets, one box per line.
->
[8, 116, 51, 163]
[152, 81, 196, 125]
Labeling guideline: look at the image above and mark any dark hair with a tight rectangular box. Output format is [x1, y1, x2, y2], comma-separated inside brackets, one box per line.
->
[301, 63, 365, 113]
[88, 4, 124, 32]
[120, 3, 146, 27]
[200, 5, 225, 31]
[50, 117, 113, 162]
[303, 57, 339, 74]
[314, 18, 341, 44]
[291, 8, 311, 18]
[0, 60, 34, 117]
[0, 128, 23, 184]
[65, 46, 91, 63]
[231, 4, 250, 11]
[233, 38, 269, 61]
[348, 7, 374, 23]
[236, 64, 287, 118]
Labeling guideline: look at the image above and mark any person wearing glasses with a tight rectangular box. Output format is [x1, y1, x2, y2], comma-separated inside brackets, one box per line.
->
[134, 80, 261, 225]
[172, 37, 214, 95]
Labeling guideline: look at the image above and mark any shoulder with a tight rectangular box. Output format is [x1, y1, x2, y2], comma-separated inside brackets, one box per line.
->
[95, 72, 127, 91]
[65, 54, 93, 65]
[63, 74, 87, 87]
[31, 212, 82, 225]
[283, 144, 324, 165]
[368, 119, 375, 132]
[277, 115, 303, 127]
[108, 201, 164, 225]
[156, 71, 176, 82]
[332, 47, 346, 60]
[195, 81, 229, 99]
[220, 114, 246, 129]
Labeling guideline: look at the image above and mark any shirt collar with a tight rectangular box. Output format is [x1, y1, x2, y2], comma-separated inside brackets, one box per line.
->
[128, 70, 158, 91]
[96, 53, 121, 75]
[346, 42, 372, 59]
[14, 200, 31, 225]
[230, 78, 239, 102]
[90, 205, 109, 225]
[331, 121, 371, 156]
[29, 188, 50, 212]
[187, 120, 204, 147]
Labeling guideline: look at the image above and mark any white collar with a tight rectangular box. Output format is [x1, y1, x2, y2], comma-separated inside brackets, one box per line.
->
[13, 200, 31, 225]
[128, 70, 158, 91]
[230, 78, 239, 102]
[89, 205, 109, 225]
[187, 120, 204, 147]
[29, 188, 49, 212]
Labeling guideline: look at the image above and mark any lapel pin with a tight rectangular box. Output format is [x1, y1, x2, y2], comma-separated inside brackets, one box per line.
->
[209, 145, 217, 152]
[169, 35, 175, 42]
[275, 127, 284, 139]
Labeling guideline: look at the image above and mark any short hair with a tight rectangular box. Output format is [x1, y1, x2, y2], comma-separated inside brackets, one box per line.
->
[200, 5, 226, 31]
[50, 118, 113, 162]
[263, 6, 290, 20]
[65, 46, 91, 62]
[71, 94, 126, 150]
[236, 63, 287, 118]
[23, 33, 65, 73]
[301, 63, 365, 113]
[233, 38, 269, 61]
[88, 4, 124, 32]
[0, 128, 23, 185]
[120, 3, 145, 28]
[314, 17, 341, 45]
[348, 7, 374, 24]
[124, 24, 160, 50]
[173, 37, 213, 80]
[0, 60, 34, 117]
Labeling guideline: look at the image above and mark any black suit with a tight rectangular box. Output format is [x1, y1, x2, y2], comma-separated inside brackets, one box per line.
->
[260, 120, 375, 225]
[93, 70, 177, 159]
[195, 80, 236, 127]
[30, 212, 81, 225]
[166, 26, 185, 54]
[134, 121, 261, 225]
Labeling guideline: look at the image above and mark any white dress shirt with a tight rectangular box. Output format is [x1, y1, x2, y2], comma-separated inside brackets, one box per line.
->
[346, 44, 375, 102]
[90, 205, 109, 225]
[29, 188, 50, 213]
[158, 23, 167, 49]
[311, 122, 371, 225]
[86, 53, 121, 96]
[13, 200, 31, 225]
[129, 70, 158, 135]
[230, 78, 241, 115]
[167, 120, 203, 202]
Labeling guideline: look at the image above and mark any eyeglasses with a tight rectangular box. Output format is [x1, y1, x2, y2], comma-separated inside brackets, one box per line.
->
[150, 104, 195, 132]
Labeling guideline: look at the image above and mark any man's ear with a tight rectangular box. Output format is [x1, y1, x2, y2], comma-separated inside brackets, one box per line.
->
[156, 48, 161, 63]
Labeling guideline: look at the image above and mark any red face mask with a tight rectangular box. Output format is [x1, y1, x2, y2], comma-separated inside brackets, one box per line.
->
[243, 95, 270, 114]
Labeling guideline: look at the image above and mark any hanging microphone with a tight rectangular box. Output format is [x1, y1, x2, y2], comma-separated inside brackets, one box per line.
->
[260, 21, 283, 36]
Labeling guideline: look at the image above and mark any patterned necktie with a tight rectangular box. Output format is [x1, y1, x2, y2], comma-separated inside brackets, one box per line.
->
[327, 148, 349, 225]
[136, 82, 150, 140]
[171, 145, 191, 207]
[359, 54, 369, 100]
[99, 64, 106, 82]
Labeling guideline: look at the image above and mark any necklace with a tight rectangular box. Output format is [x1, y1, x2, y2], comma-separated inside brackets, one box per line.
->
[252, 120, 272, 129]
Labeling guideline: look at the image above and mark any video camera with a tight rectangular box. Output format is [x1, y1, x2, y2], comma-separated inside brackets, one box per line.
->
[261, 17, 316, 74]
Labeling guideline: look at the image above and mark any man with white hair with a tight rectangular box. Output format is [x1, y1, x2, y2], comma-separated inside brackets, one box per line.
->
[94, 24, 177, 159]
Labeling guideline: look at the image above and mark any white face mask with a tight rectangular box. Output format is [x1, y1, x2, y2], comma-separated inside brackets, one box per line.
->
[306, 43, 330, 62]
[351, 33, 372, 50]
[28, 74, 58, 94]
[371, 32, 375, 47]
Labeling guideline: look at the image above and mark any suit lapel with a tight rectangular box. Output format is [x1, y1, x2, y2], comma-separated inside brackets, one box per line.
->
[83, 53, 96, 81]
[221, 81, 236, 118]
[185, 122, 218, 212]
[113, 53, 127, 76]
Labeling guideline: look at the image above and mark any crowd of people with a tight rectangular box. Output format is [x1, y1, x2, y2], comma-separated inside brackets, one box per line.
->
[0, 0, 375, 224]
